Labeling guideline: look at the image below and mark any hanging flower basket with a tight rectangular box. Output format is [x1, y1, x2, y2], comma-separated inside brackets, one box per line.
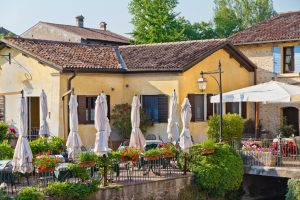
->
[144, 155, 160, 161]
[200, 148, 215, 155]
[162, 153, 176, 158]
[79, 161, 96, 168]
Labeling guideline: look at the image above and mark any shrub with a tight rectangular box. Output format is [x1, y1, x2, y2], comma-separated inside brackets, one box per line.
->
[30, 136, 65, 156]
[0, 122, 9, 143]
[286, 179, 300, 200]
[188, 143, 244, 198]
[48, 136, 65, 155]
[111, 103, 151, 139]
[67, 163, 90, 181]
[15, 187, 44, 200]
[0, 140, 14, 160]
[78, 151, 98, 163]
[207, 113, 243, 142]
[29, 138, 49, 156]
[46, 179, 99, 200]
[278, 117, 295, 138]
[0, 189, 11, 200]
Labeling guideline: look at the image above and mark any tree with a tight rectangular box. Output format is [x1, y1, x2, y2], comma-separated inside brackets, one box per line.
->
[213, 0, 276, 37]
[129, 0, 184, 44]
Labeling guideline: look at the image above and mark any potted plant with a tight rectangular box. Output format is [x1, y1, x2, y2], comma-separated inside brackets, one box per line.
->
[278, 117, 295, 138]
[78, 152, 98, 167]
[144, 148, 161, 161]
[158, 143, 177, 158]
[120, 147, 141, 163]
[35, 151, 59, 173]
[6, 127, 17, 148]
[199, 139, 216, 155]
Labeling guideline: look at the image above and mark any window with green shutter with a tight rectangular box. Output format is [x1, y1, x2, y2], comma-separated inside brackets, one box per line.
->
[141, 95, 168, 123]
[77, 95, 110, 124]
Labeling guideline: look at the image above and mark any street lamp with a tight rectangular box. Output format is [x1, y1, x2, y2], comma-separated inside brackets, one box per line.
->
[198, 61, 223, 143]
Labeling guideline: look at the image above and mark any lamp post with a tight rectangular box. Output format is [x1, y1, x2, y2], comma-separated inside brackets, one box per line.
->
[198, 61, 223, 143]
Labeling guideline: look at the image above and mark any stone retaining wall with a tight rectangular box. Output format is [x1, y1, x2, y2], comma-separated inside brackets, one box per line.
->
[89, 175, 193, 200]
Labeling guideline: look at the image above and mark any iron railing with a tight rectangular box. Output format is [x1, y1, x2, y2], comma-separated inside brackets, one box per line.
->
[231, 138, 300, 168]
[0, 155, 187, 197]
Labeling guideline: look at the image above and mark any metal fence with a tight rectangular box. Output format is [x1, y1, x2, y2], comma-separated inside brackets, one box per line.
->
[231, 138, 300, 168]
[0, 155, 187, 196]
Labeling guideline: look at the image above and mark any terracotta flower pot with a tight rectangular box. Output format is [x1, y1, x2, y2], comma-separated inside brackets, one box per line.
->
[144, 155, 160, 161]
[162, 153, 176, 158]
[200, 148, 215, 155]
[79, 161, 96, 168]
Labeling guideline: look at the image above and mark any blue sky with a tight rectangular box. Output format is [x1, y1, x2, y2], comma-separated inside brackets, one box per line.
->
[0, 0, 299, 37]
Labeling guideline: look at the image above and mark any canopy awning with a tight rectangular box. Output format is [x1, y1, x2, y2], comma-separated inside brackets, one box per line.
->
[211, 81, 300, 103]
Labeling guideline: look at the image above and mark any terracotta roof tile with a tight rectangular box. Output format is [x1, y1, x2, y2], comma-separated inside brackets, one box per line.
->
[3, 37, 121, 70]
[229, 11, 300, 45]
[119, 39, 227, 71]
[43, 22, 129, 44]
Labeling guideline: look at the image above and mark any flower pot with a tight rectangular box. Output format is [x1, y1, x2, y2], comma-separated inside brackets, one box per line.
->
[200, 148, 215, 155]
[144, 155, 160, 161]
[79, 161, 96, 168]
[37, 167, 55, 173]
[162, 153, 176, 158]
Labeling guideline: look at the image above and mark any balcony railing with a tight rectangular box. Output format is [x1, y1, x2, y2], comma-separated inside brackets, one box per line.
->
[231, 138, 300, 168]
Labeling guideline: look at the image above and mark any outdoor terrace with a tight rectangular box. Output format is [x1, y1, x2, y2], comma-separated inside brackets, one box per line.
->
[232, 137, 300, 178]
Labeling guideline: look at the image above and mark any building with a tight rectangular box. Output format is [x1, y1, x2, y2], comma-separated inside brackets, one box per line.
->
[229, 11, 300, 137]
[0, 37, 255, 147]
[0, 27, 16, 36]
[21, 15, 129, 46]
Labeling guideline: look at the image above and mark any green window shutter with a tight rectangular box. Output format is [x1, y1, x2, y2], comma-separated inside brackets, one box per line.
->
[77, 95, 86, 124]
[273, 47, 281, 74]
[0, 96, 5, 122]
[206, 94, 214, 119]
[158, 95, 168, 123]
[295, 46, 300, 72]
[187, 94, 196, 122]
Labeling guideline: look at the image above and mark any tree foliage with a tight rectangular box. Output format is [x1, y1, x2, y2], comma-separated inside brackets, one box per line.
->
[213, 0, 277, 37]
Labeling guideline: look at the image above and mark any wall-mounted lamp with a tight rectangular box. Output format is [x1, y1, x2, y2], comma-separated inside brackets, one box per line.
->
[0, 52, 11, 64]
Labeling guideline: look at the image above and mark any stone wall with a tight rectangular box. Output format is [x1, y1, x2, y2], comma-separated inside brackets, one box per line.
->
[89, 175, 193, 200]
[237, 43, 300, 136]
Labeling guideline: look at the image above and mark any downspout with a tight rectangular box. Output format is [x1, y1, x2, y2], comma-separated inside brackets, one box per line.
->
[254, 68, 259, 138]
[62, 71, 77, 139]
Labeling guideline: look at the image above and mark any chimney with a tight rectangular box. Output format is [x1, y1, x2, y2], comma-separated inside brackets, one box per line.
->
[99, 21, 107, 31]
[75, 15, 84, 28]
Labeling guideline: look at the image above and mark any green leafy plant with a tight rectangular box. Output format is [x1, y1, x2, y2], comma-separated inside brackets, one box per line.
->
[243, 118, 255, 134]
[286, 179, 300, 200]
[144, 148, 161, 157]
[0, 122, 9, 143]
[48, 136, 65, 155]
[0, 189, 11, 200]
[78, 151, 98, 163]
[188, 143, 244, 198]
[29, 138, 49, 156]
[15, 187, 44, 200]
[111, 103, 151, 139]
[0, 140, 14, 160]
[207, 113, 243, 143]
[201, 138, 216, 149]
[67, 163, 90, 181]
[158, 143, 178, 157]
[278, 117, 295, 138]
[46, 179, 100, 200]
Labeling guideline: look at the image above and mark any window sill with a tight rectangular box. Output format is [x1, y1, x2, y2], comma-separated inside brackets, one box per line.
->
[277, 73, 300, 78]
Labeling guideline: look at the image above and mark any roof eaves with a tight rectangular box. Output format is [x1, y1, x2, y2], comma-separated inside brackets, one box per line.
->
[233, 38, 300, 46]
[1, 38, 63, 72]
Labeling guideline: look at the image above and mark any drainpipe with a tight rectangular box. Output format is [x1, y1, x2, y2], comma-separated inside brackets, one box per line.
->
[62, 71, 76, 139]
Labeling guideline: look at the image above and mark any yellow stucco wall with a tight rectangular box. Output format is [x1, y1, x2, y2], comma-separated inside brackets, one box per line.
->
[0, 47, 61, 136]
[58, 49, 254, 147]
[0, 46, 254, 148]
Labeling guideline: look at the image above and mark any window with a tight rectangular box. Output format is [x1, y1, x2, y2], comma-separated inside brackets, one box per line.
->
[141, 95, 168, 123]
[77, 95, 110, 124]
[225, 102, 247, 118]
[283, 47, 295, 73]
[188, 94, 214, 122]
[0, 96, 4, 122]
